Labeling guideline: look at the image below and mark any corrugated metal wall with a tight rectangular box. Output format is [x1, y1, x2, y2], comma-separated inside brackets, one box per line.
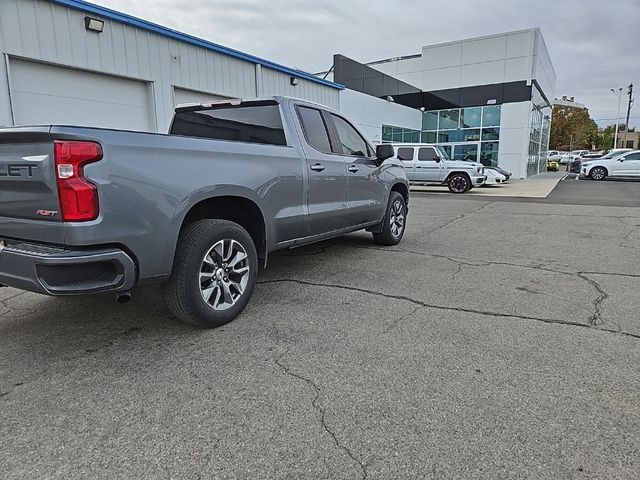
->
[0, 0, 340, 131]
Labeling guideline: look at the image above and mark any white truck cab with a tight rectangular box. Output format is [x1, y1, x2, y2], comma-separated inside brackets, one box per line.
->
[391, 143, 486, 193]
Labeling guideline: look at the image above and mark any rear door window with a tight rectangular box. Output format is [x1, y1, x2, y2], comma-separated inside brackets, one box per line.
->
[297, 106, 332, 153]
[397, 147, 414, 161]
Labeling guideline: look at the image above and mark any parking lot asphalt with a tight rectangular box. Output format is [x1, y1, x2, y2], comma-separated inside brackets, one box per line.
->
[2, 187, 640, 479]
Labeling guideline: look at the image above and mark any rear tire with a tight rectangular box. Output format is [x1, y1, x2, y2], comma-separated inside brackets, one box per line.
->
[590, 167, 607, 181]
[373, 192, 407, 246]
[447, 173, 471, 193]
[162, 219, 258, 328]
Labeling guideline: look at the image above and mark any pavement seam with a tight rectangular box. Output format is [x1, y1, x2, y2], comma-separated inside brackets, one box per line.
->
[274, 348, 368, 480]
[258, 279, 640, 340]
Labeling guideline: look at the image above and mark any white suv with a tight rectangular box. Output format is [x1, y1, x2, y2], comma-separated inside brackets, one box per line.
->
[580, 150, 640, 180]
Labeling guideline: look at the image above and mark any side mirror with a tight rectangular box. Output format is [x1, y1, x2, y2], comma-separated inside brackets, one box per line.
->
[375, 144, 394, 166]
[433, 156, 441, 162]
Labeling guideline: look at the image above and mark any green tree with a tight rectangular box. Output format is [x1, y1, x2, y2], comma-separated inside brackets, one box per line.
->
[550, 106, 598, 150]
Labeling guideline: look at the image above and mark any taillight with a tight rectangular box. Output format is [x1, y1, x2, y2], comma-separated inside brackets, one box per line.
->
[53, 141, 103, 221]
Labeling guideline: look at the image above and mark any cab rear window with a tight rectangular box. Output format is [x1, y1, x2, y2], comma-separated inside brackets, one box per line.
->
[171, 102, 287, 146]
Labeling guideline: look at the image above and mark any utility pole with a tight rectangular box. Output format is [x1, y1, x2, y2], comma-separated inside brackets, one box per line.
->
[611, 87, 623, 149]
[623, 83, 634, 148]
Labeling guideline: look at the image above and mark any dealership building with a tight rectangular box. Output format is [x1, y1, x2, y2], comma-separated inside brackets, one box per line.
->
[1, 0, 555, 178]
[324, 28, 556, 178]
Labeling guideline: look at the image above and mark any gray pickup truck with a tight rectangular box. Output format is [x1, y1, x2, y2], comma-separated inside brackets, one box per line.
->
[0, 97, 409, 327]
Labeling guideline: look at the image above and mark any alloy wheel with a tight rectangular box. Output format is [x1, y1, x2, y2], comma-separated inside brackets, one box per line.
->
[199, 239, 250, 311]
[389, 200, 405, 237]
[450, 176, 468, 193]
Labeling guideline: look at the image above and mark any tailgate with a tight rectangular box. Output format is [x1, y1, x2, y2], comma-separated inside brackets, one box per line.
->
[0, 127, 64, 244]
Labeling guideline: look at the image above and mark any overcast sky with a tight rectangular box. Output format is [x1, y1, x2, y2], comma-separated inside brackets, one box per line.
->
[98, 0, 639, 128]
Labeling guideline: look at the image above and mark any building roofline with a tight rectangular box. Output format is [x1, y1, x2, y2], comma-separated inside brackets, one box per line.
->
[365, 28, 544, 66]
[48, 0, 344, 90]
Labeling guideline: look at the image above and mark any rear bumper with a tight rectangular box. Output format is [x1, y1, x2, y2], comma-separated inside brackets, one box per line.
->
[0, 239, 136, 295]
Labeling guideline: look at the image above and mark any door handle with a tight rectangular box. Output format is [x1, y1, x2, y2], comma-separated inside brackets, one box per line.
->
[416, 165, 422, 168]
[310, 163, 325, 172]
[348, 165, 359, 173]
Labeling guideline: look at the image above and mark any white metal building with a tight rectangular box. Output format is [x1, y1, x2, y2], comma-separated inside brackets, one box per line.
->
[0, 0, 342, 133]
[327, 29, 556, 178]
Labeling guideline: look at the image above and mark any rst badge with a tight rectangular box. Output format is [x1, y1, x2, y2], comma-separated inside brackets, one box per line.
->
[36, 209, 58, 217]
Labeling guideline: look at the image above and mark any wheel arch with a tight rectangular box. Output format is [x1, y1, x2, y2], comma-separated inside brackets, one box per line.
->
[390, 181, 409, 207]
[444, 170, 472, 183]
[174, 194, 268, 267]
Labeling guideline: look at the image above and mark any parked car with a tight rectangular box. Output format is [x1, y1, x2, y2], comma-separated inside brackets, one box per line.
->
[483, 168, 507, 185]
[486, 165, 511, 181]
[392, 144, 486, 193]
[547, 150, 562, 162]
[547, 159, 560, 171]
[560, 150, 589, 164]
[0, 96, 409, 328]
[580, 150, 640, 180]
[581, 152, 604, 160]
[570, 159, 582, 173]
[598, 148, 633, 159]
[569, 152, 604, 174]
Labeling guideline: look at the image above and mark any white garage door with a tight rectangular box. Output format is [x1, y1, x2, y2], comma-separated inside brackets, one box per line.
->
[173, 87, 231, 107]
[10, 59, 153, 131]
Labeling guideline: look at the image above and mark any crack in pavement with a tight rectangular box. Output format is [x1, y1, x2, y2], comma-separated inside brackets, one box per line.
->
[274, 348, 368, 480]
[258, 278, 640, 340]
[382, 306, 423, 334]
[407, 201, 493, 245]
[576, 273, 609, 327]
[293, 242, 629, 325]
[0, 326, 142, 400]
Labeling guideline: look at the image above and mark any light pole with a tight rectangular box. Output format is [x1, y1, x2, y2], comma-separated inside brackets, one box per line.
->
[611, 87, 623, 149]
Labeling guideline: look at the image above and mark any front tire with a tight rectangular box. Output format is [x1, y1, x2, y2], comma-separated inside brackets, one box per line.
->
[162, 219, 258, 328]
[373, 192, 407, 246]
[447, 173, 471, 193]
[590, 167, 607, 181]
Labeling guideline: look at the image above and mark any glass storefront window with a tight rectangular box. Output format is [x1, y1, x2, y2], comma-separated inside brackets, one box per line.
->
[482, 106, 501, 127]
[421, 131, 437, 143]
[422, 111, 438, 130]
[481, 128, 500, 141]
[438, 130, 463, 143]
[382, 125, 421, 144]
[440, 145, 452, 158]
[480, 142, 499, 166]
[461, 129, 480, 141]
[460, 107, 481, 128]
[452, 144, 478, 162]
[439, 109, 459, 129]
[382, 125, 392, 142]
[392, 128, 403, 142]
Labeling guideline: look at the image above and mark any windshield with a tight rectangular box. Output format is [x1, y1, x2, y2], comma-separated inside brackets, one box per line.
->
[601, 151, 624, 160]
[436, 145, 450, 160]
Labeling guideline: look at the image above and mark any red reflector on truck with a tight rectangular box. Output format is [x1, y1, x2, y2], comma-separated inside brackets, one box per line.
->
[53, 141, 103, 221]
